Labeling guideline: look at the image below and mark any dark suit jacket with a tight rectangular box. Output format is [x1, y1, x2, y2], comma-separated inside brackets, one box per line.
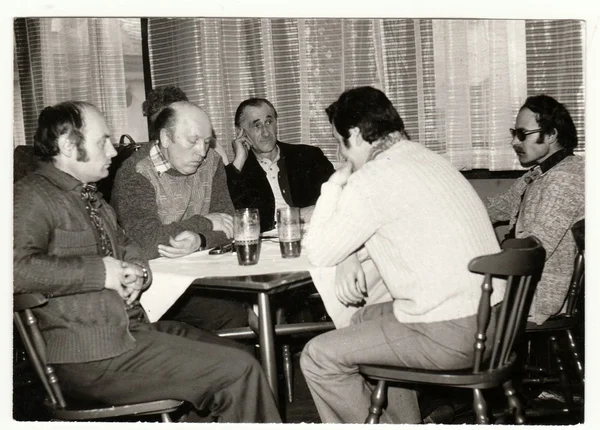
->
[225, 141, 335, 232]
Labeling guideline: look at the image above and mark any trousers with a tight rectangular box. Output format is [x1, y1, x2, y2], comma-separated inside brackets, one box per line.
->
[300, 301, 496, 424]
[161, 290, 249, 331]
[55, 317, 281, 423]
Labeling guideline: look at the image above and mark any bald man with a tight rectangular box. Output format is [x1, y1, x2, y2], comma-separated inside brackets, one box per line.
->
[113, 101, 248, 332]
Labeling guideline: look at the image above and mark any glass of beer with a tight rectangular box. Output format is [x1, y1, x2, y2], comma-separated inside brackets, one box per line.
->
[276, 207, 302, 258]
[234, 208, 261, 265]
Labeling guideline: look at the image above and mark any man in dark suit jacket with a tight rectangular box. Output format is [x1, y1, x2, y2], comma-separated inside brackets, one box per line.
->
[225, 98, 335, 232]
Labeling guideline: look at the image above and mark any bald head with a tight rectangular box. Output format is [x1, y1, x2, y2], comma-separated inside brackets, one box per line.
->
[155, 101, 216, 175]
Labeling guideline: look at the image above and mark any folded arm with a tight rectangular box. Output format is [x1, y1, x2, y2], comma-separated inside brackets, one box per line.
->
[306, 170, 380, 267]
[112, 169, 218, 260]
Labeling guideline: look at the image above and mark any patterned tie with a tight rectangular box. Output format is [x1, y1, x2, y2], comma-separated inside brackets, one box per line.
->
[81, 183, 114, 257]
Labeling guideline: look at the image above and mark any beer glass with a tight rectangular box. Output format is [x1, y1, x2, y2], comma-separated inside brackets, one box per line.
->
[276, 207, 302, 258]
[234, 208, 261, 265]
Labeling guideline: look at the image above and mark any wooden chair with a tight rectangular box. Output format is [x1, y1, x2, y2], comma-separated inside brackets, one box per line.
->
[522, 219, 585, 416]
[13, 293, 184, 422]
[358, 236, 546, 424]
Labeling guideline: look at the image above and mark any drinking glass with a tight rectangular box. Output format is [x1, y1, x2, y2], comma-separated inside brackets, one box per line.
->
[234, 208, 261, 265]
[276, 207, 302, 258]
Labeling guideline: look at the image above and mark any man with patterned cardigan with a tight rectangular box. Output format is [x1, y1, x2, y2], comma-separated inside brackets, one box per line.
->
[484, 94, 585, 325]
[13, 101, 280, 423]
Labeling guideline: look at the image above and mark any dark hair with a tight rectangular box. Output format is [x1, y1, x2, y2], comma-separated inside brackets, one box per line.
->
[234, 98, 278, 128]
[33, 101, 93, 162]
[326, 86, 407, 146]
[521, 94, 578, 149]
[152, 106, 179, 142]
[143, 85, 189, 119]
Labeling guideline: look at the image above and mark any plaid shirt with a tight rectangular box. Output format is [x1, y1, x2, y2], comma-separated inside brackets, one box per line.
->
[149, 142, 172, 175]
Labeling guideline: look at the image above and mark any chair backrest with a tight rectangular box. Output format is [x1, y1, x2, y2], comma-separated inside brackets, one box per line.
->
[13, 293, 68, 410]
[96, 135, 145, 203]
[565, 219, 585, 317]
[13, 145, 39, 183]
[468, 236, 546, 373]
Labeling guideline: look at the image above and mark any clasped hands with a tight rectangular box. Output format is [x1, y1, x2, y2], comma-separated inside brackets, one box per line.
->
[103, 256, 146, 306]
[335, 253, 367, 306]
[157, 213, 234, 258]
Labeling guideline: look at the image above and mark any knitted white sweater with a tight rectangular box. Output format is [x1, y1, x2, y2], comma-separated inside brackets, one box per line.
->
[306, 139, 504, 324]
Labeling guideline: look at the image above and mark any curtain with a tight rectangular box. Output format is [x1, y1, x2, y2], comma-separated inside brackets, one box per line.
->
[147, 18, 584, 171]
[13, 18, 129, 147]
[525, 20, 585, 152]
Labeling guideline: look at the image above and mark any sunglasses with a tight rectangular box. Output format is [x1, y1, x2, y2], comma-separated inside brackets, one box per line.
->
[509, 128, 543, 142]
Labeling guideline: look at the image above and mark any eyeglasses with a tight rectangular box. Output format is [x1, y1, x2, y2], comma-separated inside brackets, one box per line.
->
[509, 128, 543, 142]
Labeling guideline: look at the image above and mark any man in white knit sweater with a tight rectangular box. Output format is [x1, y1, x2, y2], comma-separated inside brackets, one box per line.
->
[300, 86, 503, 423]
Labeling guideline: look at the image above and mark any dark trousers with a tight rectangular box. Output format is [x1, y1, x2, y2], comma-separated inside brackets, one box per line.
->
[162, 291, 248, 332]
[55, 318, 281, 423]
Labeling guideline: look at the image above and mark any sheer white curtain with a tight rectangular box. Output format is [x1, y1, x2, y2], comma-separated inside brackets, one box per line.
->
[14, 18, 129, 146]
[147, 18, 586, 170]
[429, 20, 527, 170]
[148, 18, 534, 170]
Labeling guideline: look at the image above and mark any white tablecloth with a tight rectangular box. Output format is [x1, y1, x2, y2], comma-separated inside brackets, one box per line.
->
[140, 239, 391, 327]
[140, 240, 324, 322]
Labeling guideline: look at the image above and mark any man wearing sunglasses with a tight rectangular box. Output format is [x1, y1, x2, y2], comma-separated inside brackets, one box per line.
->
[485, 94, 584, 325]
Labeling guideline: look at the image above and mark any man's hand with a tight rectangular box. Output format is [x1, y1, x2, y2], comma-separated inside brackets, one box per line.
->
[204, 213, 234, 238]
[335, 253, 367, 306]
[122, 284, 142, 306]
[158, 230, 202, 258]
[300, 205, 315, 224]
[121, 261, 145, 290]
[231, 128, 251, 171]
[329, 162, 353, 187]
[103, 256, 127, 299]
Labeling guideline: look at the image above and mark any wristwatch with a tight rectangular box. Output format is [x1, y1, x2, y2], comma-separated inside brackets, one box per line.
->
[133, 263, 151, 289]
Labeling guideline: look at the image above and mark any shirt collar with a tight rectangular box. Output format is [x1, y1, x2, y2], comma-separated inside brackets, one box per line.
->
[256, 144, 281, 167]
[35, 162, 84, 191]
[538, 147, 574, 174]
[149, 141, 172, 174]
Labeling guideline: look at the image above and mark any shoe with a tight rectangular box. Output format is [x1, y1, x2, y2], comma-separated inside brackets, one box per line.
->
[536, 390, 566, 403]
[423, 404, 455, 424]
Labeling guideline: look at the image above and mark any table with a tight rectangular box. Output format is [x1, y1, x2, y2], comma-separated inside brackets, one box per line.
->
[140, 240, 336, 401]
[191, 271, 317, 397]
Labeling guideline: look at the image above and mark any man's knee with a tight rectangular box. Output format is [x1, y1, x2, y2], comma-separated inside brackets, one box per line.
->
[300, 336, 325, 379]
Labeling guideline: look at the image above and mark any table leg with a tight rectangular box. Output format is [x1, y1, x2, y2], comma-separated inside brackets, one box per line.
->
[257, 292, 279, 402]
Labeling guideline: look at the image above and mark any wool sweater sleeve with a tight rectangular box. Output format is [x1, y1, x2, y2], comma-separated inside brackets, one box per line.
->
[13, 182, 105, 297]
[112, 167, 215, 260]
[520, 170, 584, 261]
[306, 174, 379, 267]
[483, 175, 527, 223]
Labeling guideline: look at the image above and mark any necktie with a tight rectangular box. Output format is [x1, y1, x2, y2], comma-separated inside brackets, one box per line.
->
[81, 184, 114, 257]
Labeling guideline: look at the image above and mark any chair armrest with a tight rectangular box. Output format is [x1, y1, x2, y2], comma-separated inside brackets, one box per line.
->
[14, 293, 48, 312]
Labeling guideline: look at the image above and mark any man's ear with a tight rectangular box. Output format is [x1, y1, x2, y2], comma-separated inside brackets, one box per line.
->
[349, 127, 363, 146]
[57, 134, 74, 157]
[544, 128, 559, 147]
[159, 128, 171, 149]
